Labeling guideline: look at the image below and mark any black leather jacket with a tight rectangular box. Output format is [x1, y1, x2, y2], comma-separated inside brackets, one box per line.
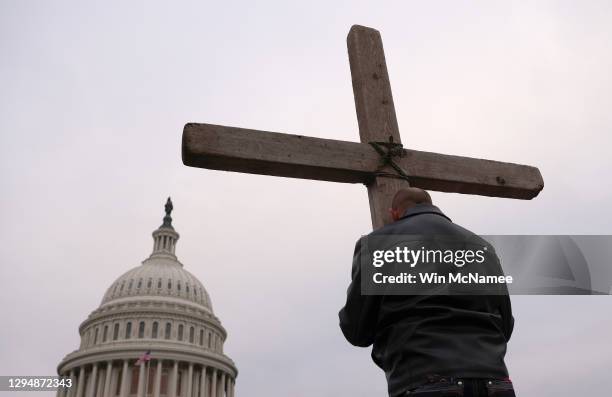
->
[339, 204, 514, 397]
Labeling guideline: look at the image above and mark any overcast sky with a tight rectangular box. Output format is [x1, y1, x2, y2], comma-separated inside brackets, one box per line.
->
[1, 1, 611, 396]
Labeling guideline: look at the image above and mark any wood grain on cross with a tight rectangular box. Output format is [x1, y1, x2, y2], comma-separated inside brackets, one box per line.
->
[182, 25, 544, 229]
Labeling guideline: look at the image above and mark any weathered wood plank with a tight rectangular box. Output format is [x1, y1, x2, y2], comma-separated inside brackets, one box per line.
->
[182, 123, 374, 183]
[348, 25, 409, 228]
[182, 123, 544, 199]
[348, 25, 401, 144]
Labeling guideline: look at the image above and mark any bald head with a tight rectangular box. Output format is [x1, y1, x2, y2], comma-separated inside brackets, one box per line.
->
[390, 188, 432, 221]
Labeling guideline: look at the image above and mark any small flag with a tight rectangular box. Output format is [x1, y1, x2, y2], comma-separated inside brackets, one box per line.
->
[136, 350, 152, 365]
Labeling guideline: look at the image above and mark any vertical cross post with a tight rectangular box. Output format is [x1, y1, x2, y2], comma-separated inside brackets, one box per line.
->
[348, 25, 408, 229]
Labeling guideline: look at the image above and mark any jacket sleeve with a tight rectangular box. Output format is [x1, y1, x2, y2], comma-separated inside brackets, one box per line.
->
[338, 237, 382, 347]
[495, 250, 514, 342]
[500, 294, 514, 342]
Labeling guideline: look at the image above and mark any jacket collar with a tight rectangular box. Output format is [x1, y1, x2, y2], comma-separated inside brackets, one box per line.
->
[400, 203, 452, 222]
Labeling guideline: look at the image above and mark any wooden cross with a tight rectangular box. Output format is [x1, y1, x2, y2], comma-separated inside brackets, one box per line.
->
[181, 25, 544, 229]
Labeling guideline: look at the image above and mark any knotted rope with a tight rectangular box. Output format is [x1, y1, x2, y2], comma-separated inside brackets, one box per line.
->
[368, 137, 411, 183]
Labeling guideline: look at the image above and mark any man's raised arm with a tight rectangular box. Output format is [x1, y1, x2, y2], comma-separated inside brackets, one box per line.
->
[339, 237, 382, 347]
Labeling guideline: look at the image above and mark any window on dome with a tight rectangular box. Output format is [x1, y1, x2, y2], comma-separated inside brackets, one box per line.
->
[137, 279, 142, 289]
[120, 282, 125, 292]
[208, 332, 212, 348]
[158, 279, 162, 289]
[152, 322, 158, 339]
[138, 321, 145, 338]
[125, 322, 132, 339]
[186, 284, 190, 293]
[178, 324, 184, 341]
[103, 325, 108, 342]
[165, 323, 171, 339]
[93, 328, 99, 345]
[147, 279, 152, 288]
[194, 288, 197, 296]
[189, 327, 194, 343]
[177, 282, 181, 292]
[113, 323, 119, 340]
[128, 280, 133, 290]
[113, 284, 118, 294]
[199, 329, 204, 346]
[168, 280, 172, 290]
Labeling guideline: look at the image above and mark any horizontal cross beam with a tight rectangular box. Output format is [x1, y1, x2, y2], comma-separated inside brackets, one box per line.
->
[182, 123, 544, 200]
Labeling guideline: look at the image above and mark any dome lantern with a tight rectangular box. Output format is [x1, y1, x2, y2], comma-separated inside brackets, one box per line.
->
[150, 197, 180, 261]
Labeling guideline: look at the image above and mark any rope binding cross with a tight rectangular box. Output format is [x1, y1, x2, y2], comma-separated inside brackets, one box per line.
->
[368, 136, 411, 183]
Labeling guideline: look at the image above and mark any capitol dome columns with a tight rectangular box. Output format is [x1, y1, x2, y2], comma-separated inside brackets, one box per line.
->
[76, 367, 85, 397]
[153, 360, 162, 397]
[210, 369, 217, 397]
[103, 362, 112, 397]
[87, 364, 98, 397]
[119, 360, 130, 397]
[136, 363, 146, 397]
[187, 364, 194, 397]
[61, 360, 236, 397]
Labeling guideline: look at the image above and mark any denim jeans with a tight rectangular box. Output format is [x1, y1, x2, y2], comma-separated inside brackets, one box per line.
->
[404, 378, 515, 396]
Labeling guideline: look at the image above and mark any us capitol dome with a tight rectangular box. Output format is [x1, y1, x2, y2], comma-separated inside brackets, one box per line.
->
[57, 198, 237, 397]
